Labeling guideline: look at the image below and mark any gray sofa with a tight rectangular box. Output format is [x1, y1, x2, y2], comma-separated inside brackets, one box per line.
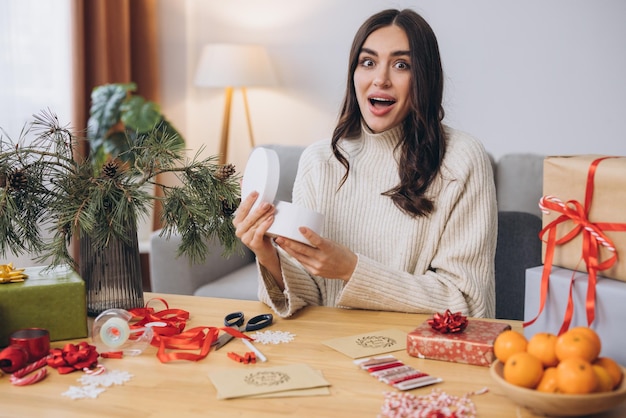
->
[150, 144, 304, 299]
[150, 146, 545, 318]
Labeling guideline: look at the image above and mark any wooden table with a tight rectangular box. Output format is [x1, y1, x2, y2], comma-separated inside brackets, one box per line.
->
[1, 293, 625, 417]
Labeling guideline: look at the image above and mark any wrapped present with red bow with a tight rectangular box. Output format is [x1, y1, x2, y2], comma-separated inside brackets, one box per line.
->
[407, 310, 511, 367]
[541, 155, 626, 282]
[525, 155, 626, 335]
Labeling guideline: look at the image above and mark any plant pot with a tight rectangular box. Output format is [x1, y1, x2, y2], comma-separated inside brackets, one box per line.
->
[79, 226, 144, 317]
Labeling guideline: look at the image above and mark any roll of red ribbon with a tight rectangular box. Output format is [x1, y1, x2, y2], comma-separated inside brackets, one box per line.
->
[9, 328, 50, 363]
[0, 345, 29, 373]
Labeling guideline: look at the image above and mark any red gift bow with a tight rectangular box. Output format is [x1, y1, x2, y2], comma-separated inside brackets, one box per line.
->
[427, 310, 468, 334]
[524, 156, 626, 334]
[47, 342, 99, 374]
[128, 298, 251, 363]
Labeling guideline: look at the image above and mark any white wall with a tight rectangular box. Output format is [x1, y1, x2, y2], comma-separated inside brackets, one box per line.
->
[159, 0, 626, 174]
[0, 0, 73, 267]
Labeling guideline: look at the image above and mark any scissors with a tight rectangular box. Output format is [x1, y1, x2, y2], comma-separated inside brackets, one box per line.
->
[213, 311, 273, 350]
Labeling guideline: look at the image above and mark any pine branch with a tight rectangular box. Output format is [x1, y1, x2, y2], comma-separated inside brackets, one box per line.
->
[0, 110, 242, 267]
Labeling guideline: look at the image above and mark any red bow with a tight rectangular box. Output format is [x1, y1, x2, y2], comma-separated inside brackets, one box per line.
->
[427, 310, 468, 334]
[47, 342, 99, 374]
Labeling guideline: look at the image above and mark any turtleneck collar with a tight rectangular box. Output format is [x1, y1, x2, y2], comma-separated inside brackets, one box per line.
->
[340, 123, 404, 156]
[362, 123, 403, 147]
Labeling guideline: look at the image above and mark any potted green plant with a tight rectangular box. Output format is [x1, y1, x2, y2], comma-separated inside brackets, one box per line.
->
[87, 82, 184, 171]
[0, 88, 241, 315]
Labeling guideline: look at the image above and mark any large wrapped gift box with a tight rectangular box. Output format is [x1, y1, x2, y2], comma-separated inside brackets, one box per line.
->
[407, 319, 511, 367]
[0, 265, 88, 347]
[542, 155, 626, 281]
[524, 265, 626, 366]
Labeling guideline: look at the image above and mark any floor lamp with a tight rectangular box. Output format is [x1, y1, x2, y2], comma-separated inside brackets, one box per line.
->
[194, 44, 277, 165]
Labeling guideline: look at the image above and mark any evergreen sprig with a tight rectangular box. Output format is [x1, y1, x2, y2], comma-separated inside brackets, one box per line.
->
[0, 110, 241, 270]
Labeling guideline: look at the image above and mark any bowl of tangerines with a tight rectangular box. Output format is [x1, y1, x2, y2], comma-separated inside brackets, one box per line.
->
[490, 327, 626, 416]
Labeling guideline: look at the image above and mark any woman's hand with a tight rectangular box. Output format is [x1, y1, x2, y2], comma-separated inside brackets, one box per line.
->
[233, 192, 283, 286]
[274, 227, 358, 281]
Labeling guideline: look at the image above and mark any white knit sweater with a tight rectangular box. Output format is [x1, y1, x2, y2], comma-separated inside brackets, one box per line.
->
[258, 125, 497, 318]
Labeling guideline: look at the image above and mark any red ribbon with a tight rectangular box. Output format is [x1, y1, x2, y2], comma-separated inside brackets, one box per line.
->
[129, 298, 190, 344]
[524, 157, 626, 334]
[47, 342, 99, 374]
[0, 345, 29, 373]
[128, 298, 251, 363]
[427, 310, 468, 334]
[100, 351, 124, 359]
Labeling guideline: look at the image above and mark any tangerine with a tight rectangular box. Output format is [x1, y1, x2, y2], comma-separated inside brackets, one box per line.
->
[494, 330, 528, 363]
[536, 367, 559, 393]
[556, 357, 598, 394]
[527, 332, 559, 367]
[593, 365, 614, 392]
[569, 327, 602, 355]
[554, 328, 600, 362]
[503, 352, 544, 389]
[594, 357, 624, 389]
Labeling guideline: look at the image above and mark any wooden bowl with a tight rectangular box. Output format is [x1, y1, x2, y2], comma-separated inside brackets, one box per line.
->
[490, 360, 626, 417]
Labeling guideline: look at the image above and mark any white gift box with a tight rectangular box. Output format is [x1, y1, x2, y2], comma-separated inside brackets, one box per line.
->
[241, 147, 324, 246]
[524, 265, 626, 366]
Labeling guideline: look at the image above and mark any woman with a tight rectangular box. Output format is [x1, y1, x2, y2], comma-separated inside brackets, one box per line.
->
[234, 9, 497, 318]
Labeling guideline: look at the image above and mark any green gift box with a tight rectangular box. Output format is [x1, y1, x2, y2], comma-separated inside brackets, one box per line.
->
[0, 265, 88, 347]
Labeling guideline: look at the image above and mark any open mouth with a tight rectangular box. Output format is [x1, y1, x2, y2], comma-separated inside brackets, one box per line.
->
[369, 97, 396, 108]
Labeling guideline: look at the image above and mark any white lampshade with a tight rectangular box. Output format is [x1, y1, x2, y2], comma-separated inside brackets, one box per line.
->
[194, 44, 278, 88]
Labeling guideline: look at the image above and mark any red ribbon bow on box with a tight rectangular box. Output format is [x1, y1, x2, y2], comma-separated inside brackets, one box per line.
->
[524, 156, 626, 334]
[427, 310, 468, 334]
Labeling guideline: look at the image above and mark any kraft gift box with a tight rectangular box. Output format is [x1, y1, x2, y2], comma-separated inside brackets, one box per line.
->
[524, 265, 626, 366]
[542, 155, 626, 282]
[0, 265, 88, 346]
[407, 319, 511, 367]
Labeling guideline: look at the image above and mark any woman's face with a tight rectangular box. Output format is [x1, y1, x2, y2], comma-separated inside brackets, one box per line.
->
[354, 25, 412, 134]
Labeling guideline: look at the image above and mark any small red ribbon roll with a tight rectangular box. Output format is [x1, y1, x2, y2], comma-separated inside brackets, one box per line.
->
[227, 351, 256, 364]
[0, 345, 29, 373]
[427, 310, 468, 334]
[101, 351, 124, 359]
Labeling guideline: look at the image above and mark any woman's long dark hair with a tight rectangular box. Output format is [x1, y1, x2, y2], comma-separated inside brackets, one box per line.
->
[331, 9, 446, 217]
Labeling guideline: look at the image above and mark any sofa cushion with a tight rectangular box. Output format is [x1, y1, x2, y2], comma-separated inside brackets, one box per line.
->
[495, 211, 542, 320]
[193, 263, 259, 300]
[495, 153, 544, 218]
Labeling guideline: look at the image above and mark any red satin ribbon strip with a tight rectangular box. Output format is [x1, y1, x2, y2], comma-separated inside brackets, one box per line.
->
[101, 351, 124, 359]
[128, 300, 252, 363]
[524, 156, 626, 333]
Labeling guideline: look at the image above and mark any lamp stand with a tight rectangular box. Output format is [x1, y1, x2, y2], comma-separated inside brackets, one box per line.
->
[218, 87, 233, 165]
[241, 87, 256, 149]
[218, 86, 257, 165]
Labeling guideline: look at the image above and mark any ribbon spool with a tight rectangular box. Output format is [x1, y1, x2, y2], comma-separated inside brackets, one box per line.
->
[92, 308, 154, 356]
[0, 345, 29, 373]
